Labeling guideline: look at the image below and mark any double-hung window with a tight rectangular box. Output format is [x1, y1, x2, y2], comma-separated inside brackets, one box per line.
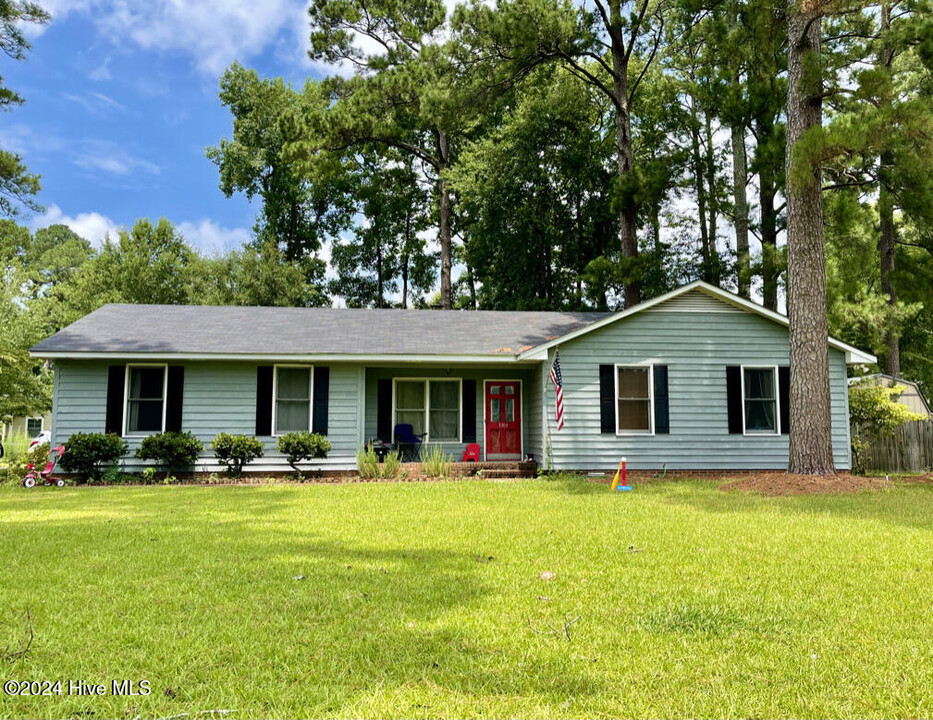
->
[125, 365, 167, 435]
[394, 379, 461, 442]
[26, 418, 43, 438]
[742, 366, 779, 434]
[274, 366, 313, 435]
[615, 365, 654, 434]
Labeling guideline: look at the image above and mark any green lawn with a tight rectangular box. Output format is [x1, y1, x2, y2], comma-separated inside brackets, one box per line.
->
[1, 478, 932, 719]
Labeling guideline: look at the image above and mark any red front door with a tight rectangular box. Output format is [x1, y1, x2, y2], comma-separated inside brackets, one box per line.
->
[485, 382, 521, 460]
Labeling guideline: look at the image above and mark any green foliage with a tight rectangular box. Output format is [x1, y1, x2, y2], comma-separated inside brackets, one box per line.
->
[0, 1, 49, 217]
[382, 449, 402, 479]
[135, 432, 204, 475]
[0, 438, 47, 485]
[59, 433, 128, 483]
[356, 445, 380, 479]
[329, 148, 434, 308]
[450, 68, 617, 309]
[211, 433, 264, 477]
[420, 444, 453, 479]
[849, 383, 927, 436]
[207, 62, 353, 272]
[276, 432, 331, 474]
[357, 445, 402, 480]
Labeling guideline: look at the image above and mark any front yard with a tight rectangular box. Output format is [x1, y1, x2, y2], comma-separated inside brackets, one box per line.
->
[1, 477, 932, 718]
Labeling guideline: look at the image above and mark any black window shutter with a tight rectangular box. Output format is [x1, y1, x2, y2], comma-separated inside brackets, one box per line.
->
[654, 365, 670, 434]
[599, 364, 615, 434]
[726, 366, 743, 434]
[256, 366, 274, 436]
[779, 365, 790, 435]
[105, 365, 126, 435]
[376, 379, 393, 442]
[312, 366, 329, 435]
[165, 366, 185, 432]
[462, 379, 477, 443]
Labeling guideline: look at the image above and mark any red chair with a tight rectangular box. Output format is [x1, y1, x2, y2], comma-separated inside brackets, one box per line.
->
[462, 443, 481, 462]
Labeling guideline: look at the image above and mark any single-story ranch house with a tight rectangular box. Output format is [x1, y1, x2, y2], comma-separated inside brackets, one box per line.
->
[30, 281, 876, 473]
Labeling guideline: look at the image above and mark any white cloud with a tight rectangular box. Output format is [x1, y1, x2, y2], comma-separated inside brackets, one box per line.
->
[88, 57, 112, 81]
[0, 124, 66, 156]
[177, 219, 250, 253]
[41, 0, 314, 77]
[31, 204, 122, 246]
[73, 139, 160, 176]
[62, 91, 127, 116]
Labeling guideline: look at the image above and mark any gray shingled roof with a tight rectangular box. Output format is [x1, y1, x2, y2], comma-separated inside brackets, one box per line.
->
[31, 304, 609, 357]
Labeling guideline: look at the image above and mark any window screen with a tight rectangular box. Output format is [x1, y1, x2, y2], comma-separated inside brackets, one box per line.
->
[744, 367, 777, 433]
[616, 366, 652, 432]
[275, 367, 311, 434]
[126, 366, 166, 434]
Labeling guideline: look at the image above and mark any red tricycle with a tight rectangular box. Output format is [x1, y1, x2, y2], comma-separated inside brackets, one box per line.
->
[23, 445, 67, 488]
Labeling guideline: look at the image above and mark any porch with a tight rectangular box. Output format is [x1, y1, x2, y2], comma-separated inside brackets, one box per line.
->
[363, 364, 545, 465]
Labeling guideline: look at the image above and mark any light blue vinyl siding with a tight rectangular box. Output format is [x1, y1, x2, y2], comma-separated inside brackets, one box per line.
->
[50, 301, 856, 474]
[543, 310, 852, 470]
[363, 366, 538, 461]
[52, 360, 364, 472]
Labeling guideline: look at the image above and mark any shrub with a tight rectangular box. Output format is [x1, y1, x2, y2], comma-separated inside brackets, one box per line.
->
[421, 445, 453, 479]
[0, 437, 46, 486]
[849, 383, 928, 473]
[276, 432, 330, 474]
[381, 449, 401, 479]
[211, 433, 264, 477]
[357, 445, 379, 479]
[59, 433, 128, 483]
[135, 432, 203, 476]
[849, 384, 927, 435]
[356, 445, 402, 480]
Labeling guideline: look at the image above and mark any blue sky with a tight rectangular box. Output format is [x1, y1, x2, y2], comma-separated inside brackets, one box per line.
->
[2, 0, 327, 253]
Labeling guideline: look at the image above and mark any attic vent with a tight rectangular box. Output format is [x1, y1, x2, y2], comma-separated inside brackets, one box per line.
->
[646, 290, 743, 313]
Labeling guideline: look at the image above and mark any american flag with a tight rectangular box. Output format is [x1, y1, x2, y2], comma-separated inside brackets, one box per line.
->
[549, 350, 564, 431]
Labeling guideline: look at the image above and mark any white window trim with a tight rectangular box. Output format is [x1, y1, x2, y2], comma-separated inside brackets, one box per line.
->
[272, 364, 315, 437]
[483, 379, 524, 462]
[614, 363, 655, 436]
[123, 363, 168, 437]
[392, 378, 463, 444]
[26, 417, 44, 435]
[740, 364, 781, 436]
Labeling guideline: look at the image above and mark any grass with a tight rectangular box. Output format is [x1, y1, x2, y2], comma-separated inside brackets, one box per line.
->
[1, 477, 932, 718]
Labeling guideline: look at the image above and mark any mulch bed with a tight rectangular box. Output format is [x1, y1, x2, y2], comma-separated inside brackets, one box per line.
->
[719, 472, 933, 497]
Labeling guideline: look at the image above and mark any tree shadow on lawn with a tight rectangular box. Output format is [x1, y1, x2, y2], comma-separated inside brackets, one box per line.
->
[1, 501, 609, 717]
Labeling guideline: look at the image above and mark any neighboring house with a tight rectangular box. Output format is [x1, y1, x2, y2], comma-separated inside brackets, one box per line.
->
[848, 374, 932, 417]
[30, 281, 876, 473]
[1, 413, 51, 442]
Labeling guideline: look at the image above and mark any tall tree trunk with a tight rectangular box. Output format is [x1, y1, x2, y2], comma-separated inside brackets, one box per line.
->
[609, 3, 640, 308]
[879, 162, 899, 375]
[401, 220, 410, 310]
[757, 130, 779, 311]
[879, 1, 900, 376]
[732, 121, 751, 298]
[786, 1, 834, 475]
[376, 235, 384, 309]
[705, 111, 719, 283]
[690, 93, 711, 279]
[436, 129, 453, 310]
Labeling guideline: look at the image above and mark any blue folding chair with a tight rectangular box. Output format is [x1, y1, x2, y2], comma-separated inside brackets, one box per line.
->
[394, 423, 426, 461]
